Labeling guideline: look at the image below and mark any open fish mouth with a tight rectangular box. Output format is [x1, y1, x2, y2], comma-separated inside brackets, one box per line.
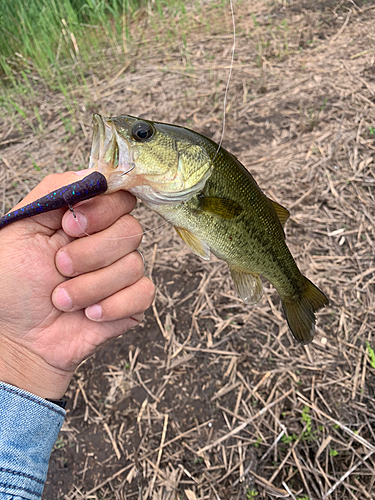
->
[88, 113, 214, 205]
[89, 114, 135, 193]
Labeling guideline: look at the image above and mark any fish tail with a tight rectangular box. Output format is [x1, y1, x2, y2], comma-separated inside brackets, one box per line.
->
[281, 277, 328, 344]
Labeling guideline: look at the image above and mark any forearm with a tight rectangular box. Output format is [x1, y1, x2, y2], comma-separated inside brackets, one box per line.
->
[0, 382, 65, 500]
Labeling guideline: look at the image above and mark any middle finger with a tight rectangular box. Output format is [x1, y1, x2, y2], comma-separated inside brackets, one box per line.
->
[56, 214, 143, 277]
[52, 250, 144, 312]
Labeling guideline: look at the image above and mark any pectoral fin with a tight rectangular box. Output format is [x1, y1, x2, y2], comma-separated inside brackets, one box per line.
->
[269, 199, 290, 227]
[197, 196, 243, 219]
[230, 267, 263, 304]
[174, 227, 210, 260]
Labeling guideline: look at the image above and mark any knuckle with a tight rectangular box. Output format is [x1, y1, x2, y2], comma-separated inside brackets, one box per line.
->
[140, 278, 156, 307]
[127, 251, 144, 275]
[118, 215, 143, 246]
[43, 172, 64, 187]
[46, 172, 73, 184]
[119, 190, 137, 213]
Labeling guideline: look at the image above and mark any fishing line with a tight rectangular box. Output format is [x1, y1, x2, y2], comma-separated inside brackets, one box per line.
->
[95, 219, 171, 241]
[213, 0, 236, 161]
[71, 0, 236, 243]
[71, 208, 170, 241]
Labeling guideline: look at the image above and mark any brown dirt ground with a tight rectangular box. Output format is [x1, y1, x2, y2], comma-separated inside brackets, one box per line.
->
[1, 1, 375, 499]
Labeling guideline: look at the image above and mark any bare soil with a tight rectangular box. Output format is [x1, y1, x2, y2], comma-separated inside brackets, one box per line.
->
[1, 1, 375, 499]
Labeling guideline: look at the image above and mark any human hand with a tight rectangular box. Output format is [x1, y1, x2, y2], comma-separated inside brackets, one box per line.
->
[0, 170, 155, 400]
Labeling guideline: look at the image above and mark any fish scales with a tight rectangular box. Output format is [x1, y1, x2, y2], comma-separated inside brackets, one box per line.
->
[157, 141, 301, 295]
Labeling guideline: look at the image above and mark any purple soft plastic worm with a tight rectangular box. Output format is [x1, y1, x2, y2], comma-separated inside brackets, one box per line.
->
[0, 172, 108, 230]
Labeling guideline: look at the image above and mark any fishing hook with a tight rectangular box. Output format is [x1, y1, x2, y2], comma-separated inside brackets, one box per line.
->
[121, 163, 136, 176]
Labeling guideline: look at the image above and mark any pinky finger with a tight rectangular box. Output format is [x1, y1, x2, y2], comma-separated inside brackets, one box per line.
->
[85, 276, 155, 322]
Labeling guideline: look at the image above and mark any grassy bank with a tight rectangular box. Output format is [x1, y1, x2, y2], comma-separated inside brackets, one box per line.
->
[0, 0, 189, 128]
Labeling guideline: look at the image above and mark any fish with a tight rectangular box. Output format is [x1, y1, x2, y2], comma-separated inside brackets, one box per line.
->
[0, 114, 328, 343]
[88, 114, 328, 344]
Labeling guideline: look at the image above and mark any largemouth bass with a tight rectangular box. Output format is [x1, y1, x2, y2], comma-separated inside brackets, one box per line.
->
[89, 114, 328, 344]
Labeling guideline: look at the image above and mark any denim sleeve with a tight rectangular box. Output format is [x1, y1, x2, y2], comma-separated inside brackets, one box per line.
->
[0, 382, 65, 500]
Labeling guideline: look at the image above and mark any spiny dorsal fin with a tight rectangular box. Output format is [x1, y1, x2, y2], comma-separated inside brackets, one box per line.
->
[174, 227, 210, 260]
[230, 267, 263, 305]
[269, 199, 290, 227]
[197, 196, 243, 220]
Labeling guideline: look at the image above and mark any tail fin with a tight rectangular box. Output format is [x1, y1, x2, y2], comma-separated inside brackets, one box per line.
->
[282, 277, 328, 344]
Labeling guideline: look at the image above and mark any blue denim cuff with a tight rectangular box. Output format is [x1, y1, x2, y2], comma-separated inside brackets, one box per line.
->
[0, 382, 65, 500]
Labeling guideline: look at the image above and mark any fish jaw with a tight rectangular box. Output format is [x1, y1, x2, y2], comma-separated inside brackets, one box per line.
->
[88, 114, 213, 204]
[89, 114, 136, 193]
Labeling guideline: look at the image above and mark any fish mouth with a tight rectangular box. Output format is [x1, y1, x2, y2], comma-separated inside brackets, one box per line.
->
[89, 114, 135, 192]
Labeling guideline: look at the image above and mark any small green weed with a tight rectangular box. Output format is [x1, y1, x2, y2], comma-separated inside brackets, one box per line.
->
[55, 437, 65, 449]
[366, 341, 375, 368]
[282, 433, 298, 444]
[253, 436, 262, 448]
[282, 406, 320, 446]
[369, 126, 375, 136]
[301, 406, 312, 435]
[251, 12, 259, 28]
[329, 449, 339, 457]
[246, 489, 258, 498]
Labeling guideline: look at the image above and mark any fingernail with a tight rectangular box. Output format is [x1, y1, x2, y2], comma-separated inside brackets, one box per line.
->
[56, 251, 74, 276]
[54, 288, 73, 311]
[130, 313, 144, 323]
[136, 249, 145, 267]
[66, 210, 87, 235]
[64, 210, 87, 236]
[86, 304, 102, 321]
[75, 168, 93, 176]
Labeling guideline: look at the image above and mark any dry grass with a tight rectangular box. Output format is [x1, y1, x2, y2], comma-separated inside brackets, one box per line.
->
[1, 1, 375, 499]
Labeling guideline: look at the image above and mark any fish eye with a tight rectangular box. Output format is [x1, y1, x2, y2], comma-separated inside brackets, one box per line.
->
[131, 121, 154, 142]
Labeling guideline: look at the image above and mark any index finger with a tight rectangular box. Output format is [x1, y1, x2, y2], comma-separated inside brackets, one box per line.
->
[62, 189, 136, 237]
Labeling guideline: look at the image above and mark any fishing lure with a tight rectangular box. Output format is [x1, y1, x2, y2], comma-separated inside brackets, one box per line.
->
[0, 172, 108, 230]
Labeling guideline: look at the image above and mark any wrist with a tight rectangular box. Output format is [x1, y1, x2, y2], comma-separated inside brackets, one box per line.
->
[0, 336, 73, 399]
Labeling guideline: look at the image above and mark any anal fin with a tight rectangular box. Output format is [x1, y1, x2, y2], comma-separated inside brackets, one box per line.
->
[230, 267, 263, 304]
[174, 227, 210, 260]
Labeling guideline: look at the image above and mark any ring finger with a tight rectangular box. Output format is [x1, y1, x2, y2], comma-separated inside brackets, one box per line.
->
[53, 250, 144, 312]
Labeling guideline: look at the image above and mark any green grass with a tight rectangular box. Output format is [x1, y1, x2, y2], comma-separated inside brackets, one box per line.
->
[366, 341, 375, 368]
[0, 0, 136, 85]
[0, 0, 189, 126]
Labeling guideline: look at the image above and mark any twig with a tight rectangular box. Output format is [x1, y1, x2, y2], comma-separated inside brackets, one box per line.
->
[149, 414, 169, 496]
[197, 388, 293, 454]
[103, 422, 121, 460]
[322, 451, 374, 499]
